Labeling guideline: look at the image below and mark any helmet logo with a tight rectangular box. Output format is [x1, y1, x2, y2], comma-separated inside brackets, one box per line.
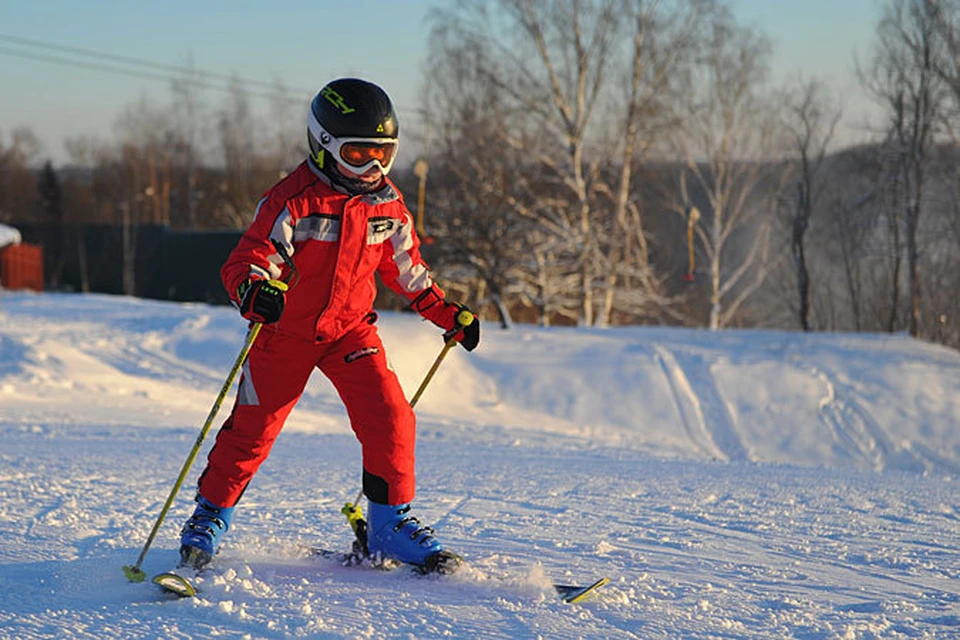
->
[376, 124, 385, 133]
[321, 86, 356, 115]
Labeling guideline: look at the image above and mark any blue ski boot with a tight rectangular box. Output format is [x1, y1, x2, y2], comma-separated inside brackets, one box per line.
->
[365, 501, 461, 574]
[179, 494, 235, 570]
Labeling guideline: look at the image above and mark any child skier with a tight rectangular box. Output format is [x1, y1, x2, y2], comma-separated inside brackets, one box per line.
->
[178, 77, 479, 574]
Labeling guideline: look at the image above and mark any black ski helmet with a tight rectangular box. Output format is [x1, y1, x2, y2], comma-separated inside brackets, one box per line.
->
[307, 78, 399, 193]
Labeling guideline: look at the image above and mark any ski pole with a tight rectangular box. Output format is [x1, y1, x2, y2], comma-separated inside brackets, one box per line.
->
[122, 319, 267, 582]
[123, 241, 297, 583]
[409, 308, 475, 408]
[340, 308, 476, 538]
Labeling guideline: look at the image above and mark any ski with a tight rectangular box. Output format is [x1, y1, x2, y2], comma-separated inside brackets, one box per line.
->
[151, 549, 609, 603]
[152, 568, 199, 598]
[151, 547, 211, 597]
[553, 577, 611, 604]
[306, 546, 610, 604]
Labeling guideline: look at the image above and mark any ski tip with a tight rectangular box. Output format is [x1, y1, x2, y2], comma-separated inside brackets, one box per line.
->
[556, 577, 611, 604]
[152, 572, 197, 598]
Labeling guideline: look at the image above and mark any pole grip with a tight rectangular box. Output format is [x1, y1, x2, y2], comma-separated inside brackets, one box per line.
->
[443, 308, 475, 343]
[455, 309, 475, 328]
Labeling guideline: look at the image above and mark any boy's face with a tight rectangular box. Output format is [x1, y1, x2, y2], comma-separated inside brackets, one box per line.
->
[336, 161, 382, 185]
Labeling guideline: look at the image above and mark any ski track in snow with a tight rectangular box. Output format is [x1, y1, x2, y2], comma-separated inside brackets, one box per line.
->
[1, 293, 959, 638]
[651, 344, 721, 460]
[653, 345, 749, 463]
[815, 366, 903, 472]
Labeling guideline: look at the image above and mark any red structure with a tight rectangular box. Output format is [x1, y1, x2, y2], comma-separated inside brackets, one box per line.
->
[1, 243, 44, 291]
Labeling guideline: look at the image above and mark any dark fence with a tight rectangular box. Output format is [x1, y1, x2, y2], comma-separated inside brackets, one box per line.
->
[14, 223, 242, 305]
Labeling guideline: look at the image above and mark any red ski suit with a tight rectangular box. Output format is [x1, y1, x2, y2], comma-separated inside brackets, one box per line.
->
[199, 160, 451, 508]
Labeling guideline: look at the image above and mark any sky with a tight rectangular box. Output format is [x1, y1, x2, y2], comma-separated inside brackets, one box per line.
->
[0, 0, 884, 165]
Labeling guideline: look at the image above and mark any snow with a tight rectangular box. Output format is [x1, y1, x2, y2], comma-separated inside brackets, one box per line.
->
[0, 223, 20, 249]
[0, 291, 958, 639]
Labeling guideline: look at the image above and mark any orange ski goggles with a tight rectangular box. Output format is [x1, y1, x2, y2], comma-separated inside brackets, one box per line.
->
[339, 140, 398, 171]
[309, 110, 398, 175]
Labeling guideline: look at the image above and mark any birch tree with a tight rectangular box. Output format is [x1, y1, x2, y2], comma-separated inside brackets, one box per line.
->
[427, 0, 706, 326]
[669, 7, 786, 329]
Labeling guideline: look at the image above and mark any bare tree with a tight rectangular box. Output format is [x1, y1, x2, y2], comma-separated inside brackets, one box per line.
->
[213, 78, 294, 228]
[427, 0, 705, 326]
[36, 161, 66, 288]
[424, 107, 537, 327]
[594, 0, 708, 326]
[215, 79, 259, 227]
[781, 79, 841, 331]
[419, 22, 534, 325]
[169, 59, 208, 229]
[668, 6, 786, 329]
[491, 0, 618, 326]
[924, 0, 960, 129]
[0, 127, 41, 221]
[115, 96, 176, 227]
[861, 0, 948, 337]
[919, 0, 960, 345]
[113, 97, 181, 294]
[824, 173, 883, 332]
[265, 78, 306, 173]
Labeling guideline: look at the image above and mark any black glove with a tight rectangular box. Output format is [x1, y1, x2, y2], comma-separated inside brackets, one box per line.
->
[441, 303, 480, 352]
[238, 279, 287, 324]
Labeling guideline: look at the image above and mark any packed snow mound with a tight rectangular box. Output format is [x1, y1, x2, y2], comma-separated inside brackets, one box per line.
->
[1, 291, 958, 474]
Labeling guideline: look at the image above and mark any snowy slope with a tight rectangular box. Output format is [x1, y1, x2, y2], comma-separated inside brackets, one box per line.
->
[0, 292, 958, 639]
